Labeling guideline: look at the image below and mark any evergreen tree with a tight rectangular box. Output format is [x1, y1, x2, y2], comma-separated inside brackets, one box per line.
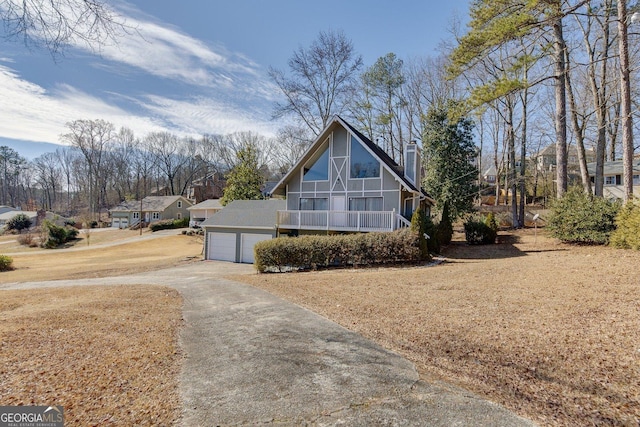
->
[422, 102, 479, 223]
[220, 145, 264, 206]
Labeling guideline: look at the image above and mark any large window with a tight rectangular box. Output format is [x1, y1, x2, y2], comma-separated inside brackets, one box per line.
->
[348, 197, 383, 211]
[350, 136, 380, 178]
[303, 146, 329, 181]
[300, 198, 328, 210]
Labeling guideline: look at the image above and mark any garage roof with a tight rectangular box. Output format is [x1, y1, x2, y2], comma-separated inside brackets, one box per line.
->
[201, 199, 286, 230]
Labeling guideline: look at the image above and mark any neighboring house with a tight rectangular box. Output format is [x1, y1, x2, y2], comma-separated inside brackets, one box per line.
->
[537, 145, 596, 172]
[202, 199, 285, 263]
[587, 160, 640, 200]
[187, 199, 223, 228]
[482, 165, 498, 185]
[109, 195, 192, 229]
[186, 172, 226, 203]
[269, 116, 433, 234]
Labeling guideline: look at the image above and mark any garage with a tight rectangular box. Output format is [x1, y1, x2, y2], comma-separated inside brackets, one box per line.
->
[240, 233, 273, 263]
[111, 218, 128, 229]
[201, 199, 286, 263]
[207, 232, 237, 262]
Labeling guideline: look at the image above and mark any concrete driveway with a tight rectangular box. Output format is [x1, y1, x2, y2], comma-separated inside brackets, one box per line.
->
[2, 261, 536, 426]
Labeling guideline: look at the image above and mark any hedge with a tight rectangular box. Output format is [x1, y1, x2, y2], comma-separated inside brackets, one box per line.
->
[149, 217, 190, 232]
[254, 229, 422, 273]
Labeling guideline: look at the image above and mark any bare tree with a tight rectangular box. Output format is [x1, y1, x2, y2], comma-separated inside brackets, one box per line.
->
[61, 119, 114, 220]
[1, 0, 127, 56]
[270, 29, 363, 136]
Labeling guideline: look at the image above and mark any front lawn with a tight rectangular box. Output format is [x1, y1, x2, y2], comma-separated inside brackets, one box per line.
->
[237, 229, 640, 426]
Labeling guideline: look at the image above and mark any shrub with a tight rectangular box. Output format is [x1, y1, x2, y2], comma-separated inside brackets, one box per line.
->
[40, 220, 79, 248]
[16, 232, 37, 247]
[410, 207, 432, 260]
[0, 255, 13, 271]
[547, 188, 620, 244]
[464, 214, 498, 245]
[254, 229, 421, 273]
[609, 201, 640, 249]
[6, 213, 31, 232]
[436, 201, 453, 246]
[149, 217, 190, 232]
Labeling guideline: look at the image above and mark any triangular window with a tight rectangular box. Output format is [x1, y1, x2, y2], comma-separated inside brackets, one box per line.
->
[350, 136, 380, 178]
[303, 145, 329, 181]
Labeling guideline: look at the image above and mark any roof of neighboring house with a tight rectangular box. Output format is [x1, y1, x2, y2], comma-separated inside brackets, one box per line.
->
[539, 144, 595, 156]
[187, 199, 223, 210]
[483, 165, 497, 176]
[269, 115, 432, 202]
[0, 210, 38, 223]
[201, 199, 286, 230]
[587, 160, 640, 176]
[109, 195, 191, 213]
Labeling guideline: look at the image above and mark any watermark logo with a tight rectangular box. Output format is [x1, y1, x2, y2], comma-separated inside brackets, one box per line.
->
[0, 406, 63, 427]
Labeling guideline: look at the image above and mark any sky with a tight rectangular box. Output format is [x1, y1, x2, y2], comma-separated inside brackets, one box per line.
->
[0, 0, 470, 159]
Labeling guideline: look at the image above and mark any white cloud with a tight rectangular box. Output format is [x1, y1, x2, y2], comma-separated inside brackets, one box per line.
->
[0, 65, 164, 142]
[139, 95, 279, 137]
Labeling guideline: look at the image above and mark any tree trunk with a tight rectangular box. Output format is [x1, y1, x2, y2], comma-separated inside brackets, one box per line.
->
[617, 0, 634, 202]
[565, 49, 593, 195]
[553, 16, 568, 197]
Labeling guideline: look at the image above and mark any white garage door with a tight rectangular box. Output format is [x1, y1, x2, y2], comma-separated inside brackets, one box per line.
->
[207, 232, 237, 262]
[240, 233, 272, 264]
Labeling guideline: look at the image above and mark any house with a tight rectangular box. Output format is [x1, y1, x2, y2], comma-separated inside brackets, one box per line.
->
[482, 165, 498, 185]
[187, 199, 223, 228]
[587, 160, 640, 199]
[537, 145, 596, 172]
[201, 199, 285, 263]
[269, 116, 433, 234]
[109, 195, 192, 229]
[186, 172, 226, 203]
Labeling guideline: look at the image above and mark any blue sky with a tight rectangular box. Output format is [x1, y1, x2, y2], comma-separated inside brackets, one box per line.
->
[0, 0, 470, 158]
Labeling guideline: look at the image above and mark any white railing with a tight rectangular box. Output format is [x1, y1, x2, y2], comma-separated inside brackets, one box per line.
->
[277, 210, 397, 232]
[395, 214, 412, 229]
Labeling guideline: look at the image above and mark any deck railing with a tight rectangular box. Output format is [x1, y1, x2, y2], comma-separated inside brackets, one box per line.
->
[277, 210, 411, 232]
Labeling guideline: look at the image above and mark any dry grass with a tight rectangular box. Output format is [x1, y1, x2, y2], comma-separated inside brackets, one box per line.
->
[0, 233, 203, 283]
[0, 285, 183, 426]
[236, 229, 640, 426]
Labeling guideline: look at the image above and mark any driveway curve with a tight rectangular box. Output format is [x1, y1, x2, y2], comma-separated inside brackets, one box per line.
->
[2, 261, 536, 426]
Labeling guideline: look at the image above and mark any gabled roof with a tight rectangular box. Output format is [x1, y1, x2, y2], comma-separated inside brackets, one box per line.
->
[201, 199, 286, 230]
[587, 160, 640, 176]
[110, 195, 191, 212]
[269, 115, 428, 198]
[187, 199, 223, 210]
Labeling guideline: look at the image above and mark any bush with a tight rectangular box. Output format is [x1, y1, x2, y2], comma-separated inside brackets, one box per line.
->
[0, 255, 13, 271]
[40, 220, 79, 248]
[254, 229, 421, 273]
[547, 188, 620, 244]
[149, 217, 190, 232]
[464, 214, 498, 245]
[6, 213, 31, 232]
[436, 201, 453, 246]
[410, 207, 432, 260]
[17, 232, 37, 247]
[609, 201, 640, 249]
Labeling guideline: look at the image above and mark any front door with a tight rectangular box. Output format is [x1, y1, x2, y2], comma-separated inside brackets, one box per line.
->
[332, 196, 346, 227]
[145, 212, 150, 223]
